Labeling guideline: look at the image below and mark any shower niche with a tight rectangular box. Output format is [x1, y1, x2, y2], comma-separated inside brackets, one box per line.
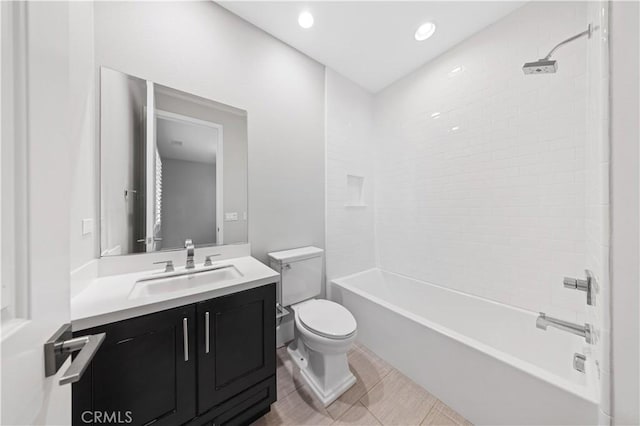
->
[345, 174, 366, 207]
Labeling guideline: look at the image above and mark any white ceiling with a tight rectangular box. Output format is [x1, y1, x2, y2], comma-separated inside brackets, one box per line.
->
[157, 118, 218, 164]
[219, 1, 525, 93]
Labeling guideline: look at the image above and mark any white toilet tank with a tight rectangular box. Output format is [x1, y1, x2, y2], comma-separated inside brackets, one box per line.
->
[268, 246, 323, 307]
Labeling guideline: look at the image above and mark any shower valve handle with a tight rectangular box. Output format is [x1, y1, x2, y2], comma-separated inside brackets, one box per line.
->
[563, 270, 596, 306]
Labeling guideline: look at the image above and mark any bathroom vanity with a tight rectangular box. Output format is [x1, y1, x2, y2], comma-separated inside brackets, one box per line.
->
[68, 67, 275, 425]
[70, 254, 278, 426]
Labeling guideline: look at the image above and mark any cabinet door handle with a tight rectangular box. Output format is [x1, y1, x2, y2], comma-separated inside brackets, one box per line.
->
[183, 318, 189, 362]
[205, 312, 210, 354]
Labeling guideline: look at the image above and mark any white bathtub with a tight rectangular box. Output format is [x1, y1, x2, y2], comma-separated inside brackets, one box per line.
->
[330, 268, 600, 425]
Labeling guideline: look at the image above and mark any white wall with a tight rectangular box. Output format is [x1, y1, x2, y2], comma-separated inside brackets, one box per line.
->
[609, 1, 640, 424]
[585, 1, 611, 420]
[373, 2, 588, 318]
[161, 158, 216, 249]
[69, 1, 97, 270]
[325, 69, 376, 281]
[92, 1, 325, 262]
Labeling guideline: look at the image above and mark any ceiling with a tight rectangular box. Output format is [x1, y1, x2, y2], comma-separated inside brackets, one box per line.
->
[157, 118, 218, 164]
[219, 1, 525, 93]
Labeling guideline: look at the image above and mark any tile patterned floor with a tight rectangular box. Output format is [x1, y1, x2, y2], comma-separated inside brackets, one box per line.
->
[253, 343, 472, 426]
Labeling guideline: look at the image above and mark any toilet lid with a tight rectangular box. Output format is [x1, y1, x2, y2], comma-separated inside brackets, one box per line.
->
[297, 300, 357, 339]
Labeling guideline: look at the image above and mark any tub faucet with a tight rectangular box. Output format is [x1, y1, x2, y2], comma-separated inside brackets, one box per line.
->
[185, 239, 195, 269]
[536, 313, 593, 344]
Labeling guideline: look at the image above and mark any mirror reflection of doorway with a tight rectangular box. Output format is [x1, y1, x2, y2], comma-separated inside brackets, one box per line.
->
[155, 110, 223, 249]
[100, 67, 248, 257]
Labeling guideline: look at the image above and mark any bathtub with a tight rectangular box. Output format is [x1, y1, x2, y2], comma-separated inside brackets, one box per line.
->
[330, 269, 600, 425]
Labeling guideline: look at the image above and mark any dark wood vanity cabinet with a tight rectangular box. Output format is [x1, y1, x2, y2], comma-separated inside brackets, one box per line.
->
[72, 304, 197, 426]
[196, 284, 276, 413]
[73, 284, 276, 426]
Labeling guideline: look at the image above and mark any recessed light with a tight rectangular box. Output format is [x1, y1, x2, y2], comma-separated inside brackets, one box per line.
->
[431, 112, 441, 119]
[450, 126, 460, 132]
[414, 22, 436, 41]
[298, 11, 314, 29]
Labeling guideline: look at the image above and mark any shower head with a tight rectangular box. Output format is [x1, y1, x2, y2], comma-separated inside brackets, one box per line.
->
[522, 59, 557, 74]
[522, 24, 593, 75]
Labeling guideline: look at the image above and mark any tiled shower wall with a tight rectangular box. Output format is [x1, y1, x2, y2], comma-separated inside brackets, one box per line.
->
[325, 69, 376, 281]
[373, 1, 589, 318]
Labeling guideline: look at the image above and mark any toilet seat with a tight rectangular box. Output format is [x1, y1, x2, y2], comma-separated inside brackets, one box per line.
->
[296, 300, 357, 340]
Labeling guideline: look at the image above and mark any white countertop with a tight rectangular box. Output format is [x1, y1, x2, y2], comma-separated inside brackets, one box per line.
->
[71, 256, 280, 331]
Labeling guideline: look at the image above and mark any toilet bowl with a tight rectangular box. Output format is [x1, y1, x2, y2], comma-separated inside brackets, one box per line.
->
[287, 299, 357, 406]
[267, 246, 358, 406]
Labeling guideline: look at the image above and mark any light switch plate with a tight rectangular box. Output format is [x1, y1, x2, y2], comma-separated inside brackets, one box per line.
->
[82, 218, 93, 236]
[225, 212, 238, 221]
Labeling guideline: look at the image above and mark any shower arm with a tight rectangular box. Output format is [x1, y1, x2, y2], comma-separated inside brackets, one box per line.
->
[542, 24, 593, 60]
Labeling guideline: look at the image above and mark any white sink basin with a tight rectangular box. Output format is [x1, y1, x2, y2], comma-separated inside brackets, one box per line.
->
[129, 265, 243, 299]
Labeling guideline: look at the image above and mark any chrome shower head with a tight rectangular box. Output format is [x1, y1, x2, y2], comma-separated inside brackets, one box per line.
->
[522, 24, 593, 75]
[522, 59, 557, 75]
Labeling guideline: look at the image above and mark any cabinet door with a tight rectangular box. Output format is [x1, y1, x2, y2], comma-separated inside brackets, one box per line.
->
[197, 284, 276, 413]
[72, 305, 197, 426]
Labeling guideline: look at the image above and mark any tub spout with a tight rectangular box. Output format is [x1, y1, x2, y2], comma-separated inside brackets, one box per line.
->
[536, 313, 594, 344]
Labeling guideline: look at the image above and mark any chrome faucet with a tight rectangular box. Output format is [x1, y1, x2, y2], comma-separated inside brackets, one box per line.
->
[185, 239, 195, 269]
[536, 313, 594, 344]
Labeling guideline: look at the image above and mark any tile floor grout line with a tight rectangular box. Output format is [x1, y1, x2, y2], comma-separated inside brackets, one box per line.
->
[328, 346, 393, 422]
[354, 368, 394, 425]
[355, 366, 392, 406]
[420, 403, 439, 426]
[274, 366, 307, 407]
[360, 367, 442, 426]
[332, 400, 384, 426]
[326, 378, 362, 422]
[277, 378, 299, 400]
[328, 360, 391, 422]
[363, 402, 384, 426]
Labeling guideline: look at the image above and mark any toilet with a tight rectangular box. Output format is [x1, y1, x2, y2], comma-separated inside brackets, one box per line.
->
[268, 247, 357, 406]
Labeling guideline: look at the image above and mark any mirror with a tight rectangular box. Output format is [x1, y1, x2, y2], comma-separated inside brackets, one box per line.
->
[100, 67, 248, 256]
